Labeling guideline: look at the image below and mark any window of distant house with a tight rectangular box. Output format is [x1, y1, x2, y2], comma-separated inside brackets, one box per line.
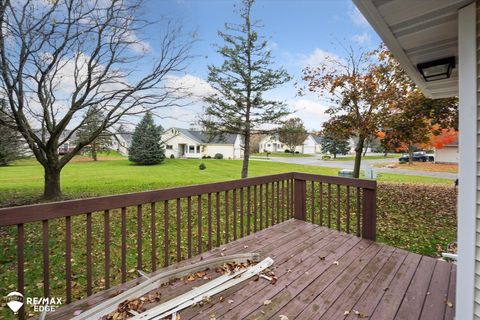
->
[189, 145, 195, 153]
[267, 144, 271, 147]
[166, 145, 173, 150]
[197, 146, 201, 153]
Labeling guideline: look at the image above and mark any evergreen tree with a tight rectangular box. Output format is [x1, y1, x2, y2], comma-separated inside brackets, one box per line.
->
[128, 113, 165, 165]
[0, 103, 25, 165]
[201, 0, 291, 178]
[76, 107, 112, 161]
[320, 133, 350, 159]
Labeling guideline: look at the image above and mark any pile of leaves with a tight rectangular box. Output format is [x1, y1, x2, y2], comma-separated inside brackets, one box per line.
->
[376, 183, 457, 256]
[101, 260, 259, 319]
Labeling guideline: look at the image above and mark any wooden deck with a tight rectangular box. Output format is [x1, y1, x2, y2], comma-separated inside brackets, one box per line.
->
[51, 219, 456, 320]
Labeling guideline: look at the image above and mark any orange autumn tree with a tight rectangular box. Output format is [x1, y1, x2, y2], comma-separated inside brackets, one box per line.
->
[426, 127, 458, 149]
[302, 46, 412, 178]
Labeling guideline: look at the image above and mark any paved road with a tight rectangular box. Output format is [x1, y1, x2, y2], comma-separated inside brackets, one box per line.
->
[253, 155, 457, 180]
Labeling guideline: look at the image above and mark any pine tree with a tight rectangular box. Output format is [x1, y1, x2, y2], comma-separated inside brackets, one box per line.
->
[76, 107, 112, 161]
[320, 133, 350, 159]
[201, 0, 291, 178]
[128, 113, 165, 165]
[0, 103, 25, 165]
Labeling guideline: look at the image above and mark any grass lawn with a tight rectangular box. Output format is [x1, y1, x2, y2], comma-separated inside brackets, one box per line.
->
[0, 157, 451, 207]
[0, 158, 456, 318]
[251, 152, 314, 158]
[330, 154, 400, 161]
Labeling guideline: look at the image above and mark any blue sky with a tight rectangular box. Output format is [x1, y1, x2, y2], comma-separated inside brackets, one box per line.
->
[139, 0, 380, 131]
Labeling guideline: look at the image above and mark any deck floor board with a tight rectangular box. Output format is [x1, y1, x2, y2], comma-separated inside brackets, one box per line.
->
[50, 220, 456, 320]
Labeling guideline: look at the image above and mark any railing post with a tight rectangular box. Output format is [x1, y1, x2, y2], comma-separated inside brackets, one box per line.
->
[294, 178, 306, 221]
[362, 186, 377, 240]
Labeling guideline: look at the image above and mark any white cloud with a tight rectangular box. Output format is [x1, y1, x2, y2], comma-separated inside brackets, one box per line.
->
[288, 98, 330, 130]
[124, 31, 152, 54]
[167, 74, 215, 101]
[298, 48, 341, 67]
[351, 33, 371, 46]
[348, 5, 369, 27]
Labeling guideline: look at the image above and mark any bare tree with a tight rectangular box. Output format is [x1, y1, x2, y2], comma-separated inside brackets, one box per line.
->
[0, 0, 192, 199]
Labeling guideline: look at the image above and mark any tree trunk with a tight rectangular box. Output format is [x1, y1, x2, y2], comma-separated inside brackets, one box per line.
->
[333, 153, 337, 159]
[92, 144, 98, 161]
[408, 145, 414, 165]
[241, 133, 250, 179]
[353, 137, 365, 178]
[43, 166, 62, 200]
[363, 140, 368, 157]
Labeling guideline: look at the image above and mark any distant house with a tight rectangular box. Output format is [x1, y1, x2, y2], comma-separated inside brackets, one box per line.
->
[435, 140, 459, 164]
[112, 131, 133, 156]
[161, 128, 243, 159]
[259, 134, 322, 154]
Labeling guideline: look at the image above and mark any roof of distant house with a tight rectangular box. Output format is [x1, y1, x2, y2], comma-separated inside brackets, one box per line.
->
[311, 135, 322, 144]
[166, 128, 239, 145]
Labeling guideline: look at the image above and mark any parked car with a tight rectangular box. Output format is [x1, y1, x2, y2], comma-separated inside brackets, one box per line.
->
[398, 151, 434, 163]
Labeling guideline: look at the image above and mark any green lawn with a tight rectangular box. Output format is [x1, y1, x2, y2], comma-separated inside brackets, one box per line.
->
[252, 152, 314, 158]
[0, 158, 456, 318]
[0, 158, 450, 207]
[330, 154, 400, 161]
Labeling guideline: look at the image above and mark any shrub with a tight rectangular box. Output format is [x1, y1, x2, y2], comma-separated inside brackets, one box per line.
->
[295, 151, 299, 154]
[207, 156, 212, 159]
[170, 154, 175, 159]
[284, 149, 290, 153]
[322, 155, 331, 160]
[214, 153, 223, 159]
[199, 163, 206, 170]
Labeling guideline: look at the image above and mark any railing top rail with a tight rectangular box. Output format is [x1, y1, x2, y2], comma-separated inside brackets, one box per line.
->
[292, 172, 377, 189]
[0, 171, 376, 227]
[0, 173, 293, 226]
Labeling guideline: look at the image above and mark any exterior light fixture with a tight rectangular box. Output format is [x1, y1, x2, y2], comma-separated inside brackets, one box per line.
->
[417, 57, 455, 82]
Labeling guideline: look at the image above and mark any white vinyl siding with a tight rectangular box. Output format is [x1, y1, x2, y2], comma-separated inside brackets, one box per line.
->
[474, 3, 480, 319]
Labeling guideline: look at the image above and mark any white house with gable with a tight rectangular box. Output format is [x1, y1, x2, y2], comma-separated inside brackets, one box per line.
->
[161, 128, 243, 159]
[259, 134, 322, 154]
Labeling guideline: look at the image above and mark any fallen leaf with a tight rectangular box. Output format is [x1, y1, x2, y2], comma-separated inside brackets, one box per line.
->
[446, 300, 453, 308]
[279, 315, 289, 320]
[344, 310, 350, 316]
[263, 299, 272, 305]
[333, 261, 339, 266]
[228, 299, 234, 304]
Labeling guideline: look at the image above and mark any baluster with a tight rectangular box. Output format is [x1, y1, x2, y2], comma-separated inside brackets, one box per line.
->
[43, 220, 49, 298]
[253, 185, 258, 233]
[233, 189, 238, 240]
[207, 193, 212, 250]
[86, 213, 92, 296]
[176, 199, 181, 262]
[281, 180, 285, 222]
[225, 190, 229, 243]
[121, 207, 127, 283]
[356, 187, 361, 236]
[164, 200, 169, 267]
[197, 195, 202, 254]
[247, 186, 251, 235]
[311, 180, 315, 223]
[265, 183, 269, 227]
[17, 224, 25, 320]
[259, 184, 263, 230]
[216, 192, 220, 246]
[151, 203, 157, 271]
[187, 197, 192, 258]
[319, 182, 323, 226]
[337, 185, 341, 231]
[344, 186, 350, 234]
[271, 182, 275, 224]
[137, 205, 143, 270]
[240, 188, 244, 237]
[276, 181, 280, 223]
[327, 183, 332, 228]
[65, 216, 72, 303]
[104, 210, 110, 289]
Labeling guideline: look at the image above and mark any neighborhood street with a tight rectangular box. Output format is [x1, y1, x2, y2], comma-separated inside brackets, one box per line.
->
[255, 155, 458, 180]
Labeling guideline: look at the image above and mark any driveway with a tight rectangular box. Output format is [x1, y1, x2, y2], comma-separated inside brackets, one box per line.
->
[255, 155, 458, 180]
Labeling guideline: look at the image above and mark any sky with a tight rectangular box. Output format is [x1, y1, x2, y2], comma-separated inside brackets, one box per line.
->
[136, 0, 381, 131]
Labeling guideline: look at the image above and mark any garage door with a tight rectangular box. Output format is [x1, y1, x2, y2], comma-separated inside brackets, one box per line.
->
[303, 146, 315, 154]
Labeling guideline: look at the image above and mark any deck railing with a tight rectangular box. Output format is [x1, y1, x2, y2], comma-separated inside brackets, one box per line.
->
[0, 172, 376, 319]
